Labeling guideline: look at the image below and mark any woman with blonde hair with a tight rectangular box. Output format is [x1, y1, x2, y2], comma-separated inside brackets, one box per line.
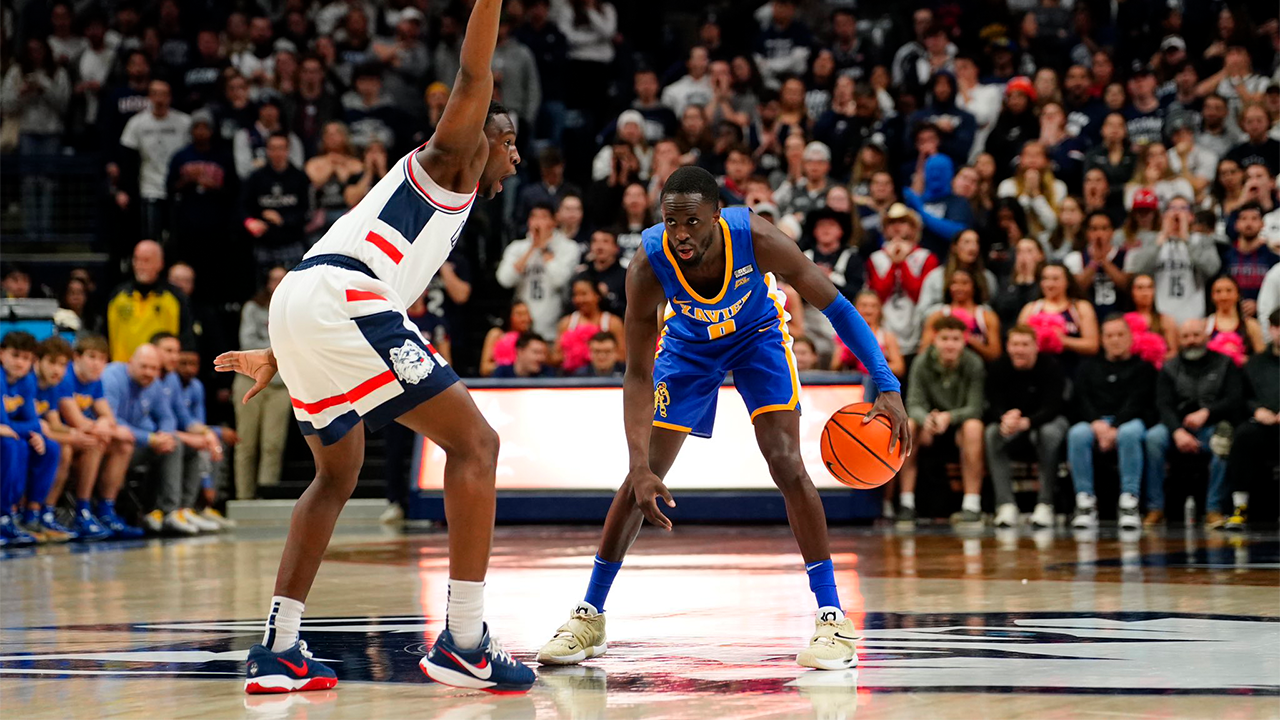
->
[997, 141, 1066, 242]
[1123, 141, 1194, 210]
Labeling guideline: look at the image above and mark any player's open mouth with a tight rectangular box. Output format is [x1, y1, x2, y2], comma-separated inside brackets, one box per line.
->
[676, 246, 695, 260]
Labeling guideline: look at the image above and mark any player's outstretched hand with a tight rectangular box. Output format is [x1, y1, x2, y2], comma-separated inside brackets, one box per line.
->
[865, 390, 912, 457]
[629, 467, 676, 531]
[214, 348, 278, 404]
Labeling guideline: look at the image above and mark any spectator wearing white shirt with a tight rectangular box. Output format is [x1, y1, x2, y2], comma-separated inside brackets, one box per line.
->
[553, 0, 616, 116]
[497, 203, 581, 341]
[1195, 93, 1244, 162]
[47, 2, 87, 67]
[1258, 264, 1280, 328]
[661, 46, 714, 118]
[230, 16, 276, 88]
[76, 15, 115, 129]
[118, 80, 190, 241]
[954, 55, 1001, 162]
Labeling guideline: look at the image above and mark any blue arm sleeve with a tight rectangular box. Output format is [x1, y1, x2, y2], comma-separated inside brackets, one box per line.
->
[822, 294, 901, 393]
[903, 187, 965, 241]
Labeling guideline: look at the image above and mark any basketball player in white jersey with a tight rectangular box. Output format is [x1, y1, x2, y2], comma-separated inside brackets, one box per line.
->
[215, 0, 537, 694]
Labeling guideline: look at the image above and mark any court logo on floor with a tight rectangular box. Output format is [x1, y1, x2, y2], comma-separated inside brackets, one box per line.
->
[2, 612, 1276, 695]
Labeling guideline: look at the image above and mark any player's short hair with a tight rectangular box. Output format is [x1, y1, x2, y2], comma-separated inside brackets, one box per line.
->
[726, 143, 752, 160]
[528, 201, 555, 219]
[661, 166, 721, 207]
[74, 334, 109, 356]
[792, 336, 817, 354]
[1007, 324, 1037, 341]
[486, 101, 511, 129]
[266, 131, 291, 145]
[589, 331, 617, 346]
[37, 336, 73, 361]
[0, 331, 37, 353]
[150, 331, 179, 346]
[931, 316, 967, 335]
[515, 331, 545, 350]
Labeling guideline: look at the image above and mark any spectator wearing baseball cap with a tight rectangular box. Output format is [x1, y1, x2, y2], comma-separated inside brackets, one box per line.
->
[774, 141, 835, 221]
[985, 76, 1039, 181]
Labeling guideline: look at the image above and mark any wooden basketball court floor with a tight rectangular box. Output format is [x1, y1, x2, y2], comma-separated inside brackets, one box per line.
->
[2, 524, 1277, 719]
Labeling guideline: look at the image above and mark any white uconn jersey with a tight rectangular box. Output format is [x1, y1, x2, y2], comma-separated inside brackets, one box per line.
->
[304, 145, 477, 306]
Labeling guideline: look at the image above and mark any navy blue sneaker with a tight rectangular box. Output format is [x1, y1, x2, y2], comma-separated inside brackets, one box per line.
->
[421, 624, 536, 693]
[245, 640, 337, 694]
[71, 508, 112, 541]
[95, 504, 145, 539]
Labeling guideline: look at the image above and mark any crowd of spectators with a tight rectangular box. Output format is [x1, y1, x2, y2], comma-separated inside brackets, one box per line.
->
[2, 0, 1279, 531]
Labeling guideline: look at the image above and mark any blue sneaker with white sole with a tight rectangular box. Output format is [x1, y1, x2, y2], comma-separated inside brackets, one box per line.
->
[245, 640, 338, 694]
[95, 503, 145, 539]
[71, 508, 112, 541]
[421, 624, 537, 693]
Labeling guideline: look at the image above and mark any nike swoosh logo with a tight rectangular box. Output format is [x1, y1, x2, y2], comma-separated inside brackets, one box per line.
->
[806, 563, 824, 571]
[834, 634, 859, 641]
[672, 299, 690, 305]
[278, 658, 308, 675]
[441, 648, 492, 679]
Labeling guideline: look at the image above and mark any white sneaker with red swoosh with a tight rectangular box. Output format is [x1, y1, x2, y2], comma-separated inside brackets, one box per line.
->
[421, 624, 537, 693]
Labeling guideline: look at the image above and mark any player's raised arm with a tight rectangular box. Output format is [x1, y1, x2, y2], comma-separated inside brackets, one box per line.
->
[428, 0, 502, 160]
[750, 212, 912, 456]
[620, 247, 677, 530]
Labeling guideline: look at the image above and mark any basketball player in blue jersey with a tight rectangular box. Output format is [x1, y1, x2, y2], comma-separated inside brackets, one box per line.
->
[537, 167, 910, 670]
[213, 0, 536, 695]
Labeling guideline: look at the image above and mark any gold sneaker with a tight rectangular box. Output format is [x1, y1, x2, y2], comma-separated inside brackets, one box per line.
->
[536, 603, 607, 665]
[797, 608, 860, 671]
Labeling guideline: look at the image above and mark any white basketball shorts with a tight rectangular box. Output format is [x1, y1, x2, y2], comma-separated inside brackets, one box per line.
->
[268, 254, 459, 445]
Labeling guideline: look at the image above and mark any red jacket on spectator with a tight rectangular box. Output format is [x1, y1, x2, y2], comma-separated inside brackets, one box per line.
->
[864, 246, 937, 304]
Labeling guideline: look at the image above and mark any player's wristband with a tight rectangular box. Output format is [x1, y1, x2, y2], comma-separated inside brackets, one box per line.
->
[821, 294, 901, 394]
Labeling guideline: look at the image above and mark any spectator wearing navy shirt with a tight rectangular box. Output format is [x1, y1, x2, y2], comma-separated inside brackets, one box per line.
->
[491, 333, 555, 378]
[753, 0, 812, 91]
[1122, 62, 1166, 149]
[573, 332, 625, 377]
[1225, 203, 1280, 316]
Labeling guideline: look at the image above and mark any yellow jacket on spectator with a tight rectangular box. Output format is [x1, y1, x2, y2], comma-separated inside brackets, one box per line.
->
[105, 280, 194, 362]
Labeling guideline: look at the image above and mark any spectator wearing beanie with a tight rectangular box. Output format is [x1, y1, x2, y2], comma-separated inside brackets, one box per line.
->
[903, 152, 975, 259]
[775, 141, 835, 222]
[906, 71, 976, 169]
[985, 76, 1040, 181]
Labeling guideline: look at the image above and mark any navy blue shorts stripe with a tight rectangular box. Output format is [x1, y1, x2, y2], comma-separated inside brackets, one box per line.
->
[297, 409, 361, 446]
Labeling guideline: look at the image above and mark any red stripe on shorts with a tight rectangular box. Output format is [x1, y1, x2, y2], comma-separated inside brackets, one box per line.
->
[365, 231, 403, 263]
[345, 289, 387, 303]
[290, 370, 396, 414]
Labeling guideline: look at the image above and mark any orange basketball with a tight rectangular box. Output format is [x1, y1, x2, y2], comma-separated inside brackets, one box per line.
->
[821, 402, 905, 489]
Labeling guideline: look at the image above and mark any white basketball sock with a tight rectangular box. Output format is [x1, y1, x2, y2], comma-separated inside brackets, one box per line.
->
[900, 492, 916, 510]
[263, 596, 305, 652]
[1233, 492, 1249, 509]
[962, 494, 981, 514]
[447, 579, 485, 650]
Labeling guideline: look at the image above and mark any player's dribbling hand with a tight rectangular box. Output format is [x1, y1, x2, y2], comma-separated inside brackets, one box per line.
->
[214, 348, 278, 404]
[629, 468, 676, 531]
[865, 391, 911, 457]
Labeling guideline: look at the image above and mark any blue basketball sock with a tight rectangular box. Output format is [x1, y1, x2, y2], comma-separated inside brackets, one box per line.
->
[806, 559, 841, 610]
[583, 555, 622, 612]
[77, 499, 92, 514]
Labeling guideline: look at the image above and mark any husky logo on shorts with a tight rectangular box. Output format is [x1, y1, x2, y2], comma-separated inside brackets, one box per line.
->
[390, 340, 434, 384]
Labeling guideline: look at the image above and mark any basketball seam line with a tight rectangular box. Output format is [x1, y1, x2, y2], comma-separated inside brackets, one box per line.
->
[829, 418, 899, 474]
[824, 429, 862, 484]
